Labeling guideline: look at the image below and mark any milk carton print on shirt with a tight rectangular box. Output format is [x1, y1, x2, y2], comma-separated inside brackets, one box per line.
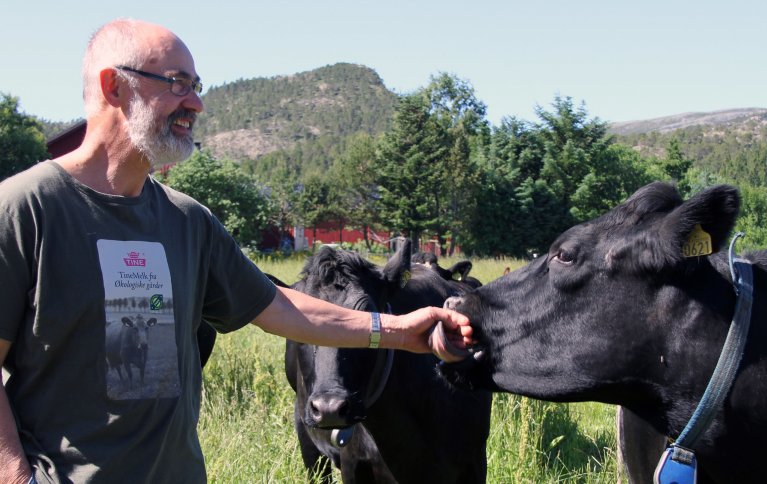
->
[98, 240, 180, 400]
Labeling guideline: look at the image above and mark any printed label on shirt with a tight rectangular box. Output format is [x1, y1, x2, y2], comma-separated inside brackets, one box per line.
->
[97, 240, 180, 400]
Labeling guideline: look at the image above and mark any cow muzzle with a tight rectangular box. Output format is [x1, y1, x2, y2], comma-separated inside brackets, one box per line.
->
[436, 297, 485, 363]
[309, 395, 348, 425]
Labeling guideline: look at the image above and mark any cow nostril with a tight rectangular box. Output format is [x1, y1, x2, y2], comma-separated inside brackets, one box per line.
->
[309, 400, 321, 419]
[337, 400, 349, 418]
[309, 396, 351, 426]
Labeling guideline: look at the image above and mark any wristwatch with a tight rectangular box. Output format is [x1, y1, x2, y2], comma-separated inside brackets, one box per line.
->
[369, 312, 381, 349]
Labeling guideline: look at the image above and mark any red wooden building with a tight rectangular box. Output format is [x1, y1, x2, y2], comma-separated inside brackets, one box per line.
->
[291, 222, 391, 251]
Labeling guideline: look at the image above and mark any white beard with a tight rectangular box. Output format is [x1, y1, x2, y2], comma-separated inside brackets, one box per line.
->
[126, 95, 194, 169]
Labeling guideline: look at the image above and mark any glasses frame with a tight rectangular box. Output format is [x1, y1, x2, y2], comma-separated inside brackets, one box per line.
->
[114, 65, 203, 96]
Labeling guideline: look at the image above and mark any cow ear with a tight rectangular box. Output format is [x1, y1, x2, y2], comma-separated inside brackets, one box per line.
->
[121, 317, 133, 327]
[659, 184, 740, 264]
[147, 318, 158, 326]
[383, 239, 412, 285]
[447, 261, 473, 281]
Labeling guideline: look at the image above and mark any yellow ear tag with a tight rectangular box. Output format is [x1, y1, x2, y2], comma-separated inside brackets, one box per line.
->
[682, 224, 713, 257]
[400, 270, 411, 288]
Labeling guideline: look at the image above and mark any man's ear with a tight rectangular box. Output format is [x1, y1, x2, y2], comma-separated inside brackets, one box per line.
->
[100, 68, 124, 107]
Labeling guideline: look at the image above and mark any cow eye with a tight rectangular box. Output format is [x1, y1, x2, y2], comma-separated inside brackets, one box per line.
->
[553, 249, 576, 265]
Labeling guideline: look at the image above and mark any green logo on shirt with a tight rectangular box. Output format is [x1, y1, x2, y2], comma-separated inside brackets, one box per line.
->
[150, 294, 164, 310]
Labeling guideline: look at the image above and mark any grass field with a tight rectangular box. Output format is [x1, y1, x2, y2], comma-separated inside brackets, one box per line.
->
[198, 253, 620, 483]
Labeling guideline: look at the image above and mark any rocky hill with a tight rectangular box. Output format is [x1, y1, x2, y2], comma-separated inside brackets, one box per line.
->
[196, 63, 398, 163]
[609, 108, 767, 136]
[610, 108, 767, 177]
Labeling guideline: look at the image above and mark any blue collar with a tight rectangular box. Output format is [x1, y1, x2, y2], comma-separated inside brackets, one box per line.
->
[655, 233, 754, 483]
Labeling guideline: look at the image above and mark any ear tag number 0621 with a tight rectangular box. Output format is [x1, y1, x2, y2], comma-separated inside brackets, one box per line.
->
[682, 224, 712, 258]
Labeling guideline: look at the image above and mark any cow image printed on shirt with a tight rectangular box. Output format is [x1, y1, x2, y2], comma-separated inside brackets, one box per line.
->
[98, 240, 180, 400]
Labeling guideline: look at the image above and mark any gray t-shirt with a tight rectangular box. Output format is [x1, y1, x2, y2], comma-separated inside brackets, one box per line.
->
[0, 161, 277, 483]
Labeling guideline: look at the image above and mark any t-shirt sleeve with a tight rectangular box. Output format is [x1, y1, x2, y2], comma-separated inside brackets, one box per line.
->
[201, 216, 277, 333]
[0, 196, 35, 343]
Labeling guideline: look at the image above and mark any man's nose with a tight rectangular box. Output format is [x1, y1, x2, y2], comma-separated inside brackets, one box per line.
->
[182, 90, 204, 113]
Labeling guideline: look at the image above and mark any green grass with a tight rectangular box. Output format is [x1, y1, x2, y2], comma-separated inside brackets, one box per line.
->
[198, 254, 619, 482]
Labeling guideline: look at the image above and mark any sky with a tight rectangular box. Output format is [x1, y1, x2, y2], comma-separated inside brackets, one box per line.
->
[3, 0, 766, 127]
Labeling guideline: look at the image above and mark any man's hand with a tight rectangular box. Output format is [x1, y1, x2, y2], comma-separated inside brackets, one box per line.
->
[385, 307, 473, 359]
[0, 339, 34, 484]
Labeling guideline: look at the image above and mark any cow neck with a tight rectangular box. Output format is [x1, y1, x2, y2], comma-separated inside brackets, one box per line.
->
[657, 233, 754, 480]
[363, 302, 395, 409]
[350, 295, 394, 410]
[363, 344, 395, 408]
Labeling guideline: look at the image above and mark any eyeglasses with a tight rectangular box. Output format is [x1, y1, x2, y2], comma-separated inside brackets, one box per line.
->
[115, 65, 203, 96]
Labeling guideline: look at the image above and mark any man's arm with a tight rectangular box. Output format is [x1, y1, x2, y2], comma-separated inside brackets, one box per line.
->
[252, 287, 472, 354]
[0, 339, 33, 484]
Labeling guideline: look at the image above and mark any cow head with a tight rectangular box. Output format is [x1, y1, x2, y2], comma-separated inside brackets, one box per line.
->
[290, 241, 456, 430]
[121, 314, 158, 350]
[441, 182, 741, 408]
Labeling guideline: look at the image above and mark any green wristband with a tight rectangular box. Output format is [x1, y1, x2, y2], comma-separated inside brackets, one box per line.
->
[369, 312, 382, 349]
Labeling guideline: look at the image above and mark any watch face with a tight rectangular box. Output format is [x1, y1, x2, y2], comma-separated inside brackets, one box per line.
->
[369, 313, 382, 348]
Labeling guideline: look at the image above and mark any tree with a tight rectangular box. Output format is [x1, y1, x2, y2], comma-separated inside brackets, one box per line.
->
[465, 96, 644, 256]
[0, 93, 48, 181]
[331, 132, 382, 250]
[734, 183, 767, 250]
[537, 96, 612, 204]
[376, 75, 489, 253]
[376, 94, 449, 251]
[490, 116, 544, 184]
[293, 172, 344, 250]
[658, 138, 694, 195]
[162, 150, 273, 247]
[570, 144, 654, 221]
[422, 73, 488, 255]
[260, 152, 301, 235]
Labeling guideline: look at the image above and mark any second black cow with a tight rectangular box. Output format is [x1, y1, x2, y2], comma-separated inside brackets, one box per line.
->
[441, 182, 766, 483]
[284, 242, 492, 483]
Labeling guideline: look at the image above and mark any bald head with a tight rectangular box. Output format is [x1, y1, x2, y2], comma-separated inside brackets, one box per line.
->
[82, 19, 194, 117]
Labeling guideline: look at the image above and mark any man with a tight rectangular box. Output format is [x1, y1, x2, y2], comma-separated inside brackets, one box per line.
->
[0, 19, 471, 483]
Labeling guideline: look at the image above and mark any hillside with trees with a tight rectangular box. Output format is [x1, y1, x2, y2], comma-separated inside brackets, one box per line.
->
[613, 109, 767, 189]
[195, 63, 397, 180]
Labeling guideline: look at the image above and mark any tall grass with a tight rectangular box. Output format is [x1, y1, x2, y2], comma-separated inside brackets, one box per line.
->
[198, 253, 619, 482]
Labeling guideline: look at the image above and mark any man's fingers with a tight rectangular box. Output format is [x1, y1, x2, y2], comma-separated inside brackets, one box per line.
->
[428, 320, 472, 362]
[432, 307, 470, 328]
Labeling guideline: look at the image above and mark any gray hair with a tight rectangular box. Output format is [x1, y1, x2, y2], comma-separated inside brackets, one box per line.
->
[82, 19, 144, 118]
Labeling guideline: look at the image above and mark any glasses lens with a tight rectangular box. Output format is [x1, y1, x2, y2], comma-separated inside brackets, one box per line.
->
[170, 79, 202, 96]
[170, 80, 190, 96]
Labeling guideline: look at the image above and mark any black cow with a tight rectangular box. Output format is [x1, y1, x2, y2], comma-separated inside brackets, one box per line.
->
[411, 251, 482, 289]
[440, 182, 766, 483]
[285, 242, 493, 483]
[106, 314, 157, 387]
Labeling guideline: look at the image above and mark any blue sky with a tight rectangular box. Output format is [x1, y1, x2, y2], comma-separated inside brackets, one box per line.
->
[3, 0, 765, 126]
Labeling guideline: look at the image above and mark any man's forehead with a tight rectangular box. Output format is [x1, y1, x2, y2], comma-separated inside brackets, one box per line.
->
[140, 34, 198, 78]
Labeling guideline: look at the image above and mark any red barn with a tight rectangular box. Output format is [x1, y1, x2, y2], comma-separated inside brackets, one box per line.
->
[291, 222, 391, 251]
